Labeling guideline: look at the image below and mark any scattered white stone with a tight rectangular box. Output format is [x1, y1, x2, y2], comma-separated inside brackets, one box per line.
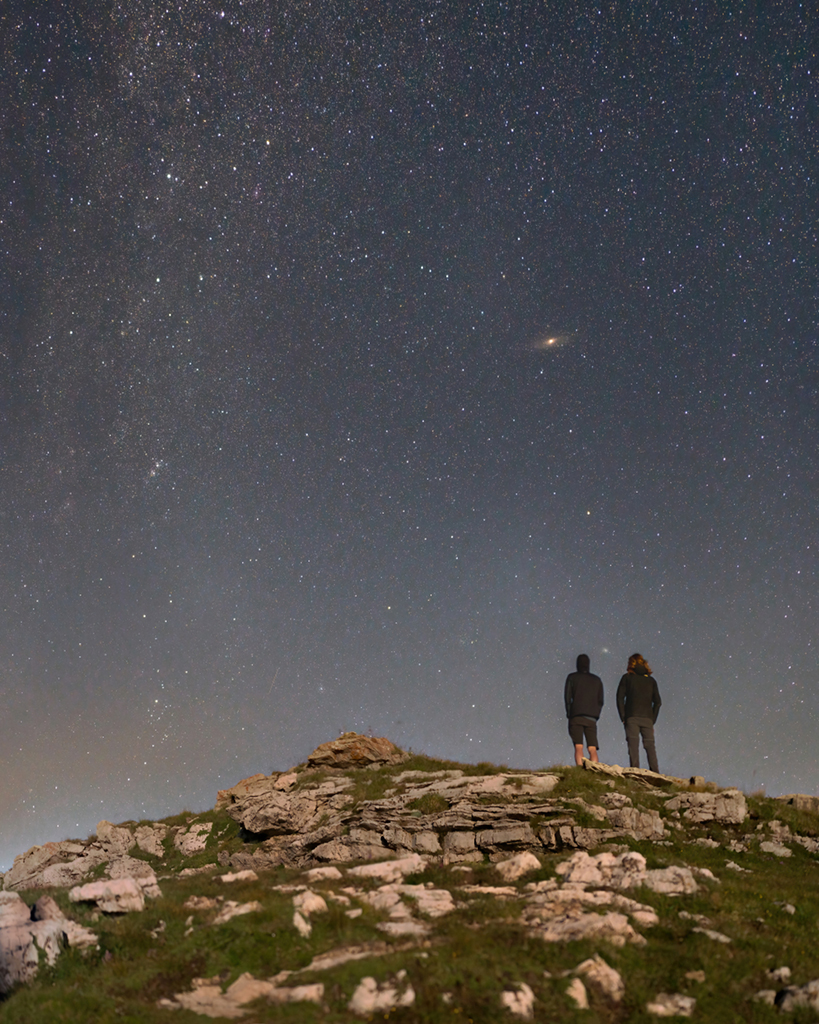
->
[555, 850, 697, 895]
[575, 953, 625, 1002]
[396, 884, 456, 917]
[692, 837, 719, 848]
[304, 865, 342, 882]
[725, 860, 750, 873]
[164, 972, 323, 1017]
[565, 977, 589, 1009]
[184, 896, 220, 911]
[500, 981, 536, 1018]
[268, 982, 324, 1005]
[775, 980, 819, 1012]
[347, 854, 424, 883]
[211, 900, 262, 925]
[536, 910, 645, 947]
[346, 908, 363, 919]
[646, 992, 697, 1016]
[691, 866, 719, 882]
[685, 970, 705, 983]
[767, 966, 792, 983]
[460, 885, 519, 897]
[495, 851, 541, 882]
[752, 990, 776, 1006]
[348, 971, 415, 1015]
[219, 870, 258, 883]
[692, 927, 731, 944]
[760, 841, 792, 857]
[376, 920, 430, 937]
[293, 910, 312, 937]
[293, 890, 328, 916]
[69, 878, 145, 914]
[524, 879, 558, 894]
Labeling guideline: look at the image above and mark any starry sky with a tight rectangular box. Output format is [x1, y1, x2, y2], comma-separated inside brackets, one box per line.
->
[1, 1, 816, 870]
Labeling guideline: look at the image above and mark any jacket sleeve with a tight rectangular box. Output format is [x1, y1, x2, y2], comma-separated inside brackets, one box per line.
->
[652, 680, 662, 723]
[596, 678, 604, 717]
[616, 676, 627, 722]
[564, 676, 573, 718]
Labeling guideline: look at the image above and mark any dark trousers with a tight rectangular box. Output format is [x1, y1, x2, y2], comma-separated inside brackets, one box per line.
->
[625, 717, 658, 773]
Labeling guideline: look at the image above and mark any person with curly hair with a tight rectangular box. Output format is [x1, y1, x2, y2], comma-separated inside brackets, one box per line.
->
[616, 653, 662, 772]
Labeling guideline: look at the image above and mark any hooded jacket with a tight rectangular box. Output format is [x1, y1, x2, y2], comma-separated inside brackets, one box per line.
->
[564, 654, 604, 720]
[616, 665, 662, 723]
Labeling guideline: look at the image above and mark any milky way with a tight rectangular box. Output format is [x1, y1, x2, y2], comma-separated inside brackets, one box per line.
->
[0, 2, 816, 868]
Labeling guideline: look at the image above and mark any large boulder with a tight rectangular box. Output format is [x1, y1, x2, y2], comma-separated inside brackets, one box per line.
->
[664, 790, 747, 825]
[0, 892, 97, 994]
[307, 732, 408, 770]
[776, 794, 819, 815]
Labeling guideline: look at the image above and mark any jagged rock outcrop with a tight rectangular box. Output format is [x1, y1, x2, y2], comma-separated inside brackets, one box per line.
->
[307, 732, 410, 770]
[219, 740, 675, 872]
[0, 892, 97, 994]
[664, 789, 747, 824]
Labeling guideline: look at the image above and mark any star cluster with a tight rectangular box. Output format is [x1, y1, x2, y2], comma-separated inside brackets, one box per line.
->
[0, 1, 816, 868]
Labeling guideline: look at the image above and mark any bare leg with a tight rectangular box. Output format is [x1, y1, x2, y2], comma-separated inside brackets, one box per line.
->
[574, 743, 585, 766]
[588, 746, 599, 763]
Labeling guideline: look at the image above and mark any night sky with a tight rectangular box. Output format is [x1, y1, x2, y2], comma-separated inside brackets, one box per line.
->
[1, 2, 816, 870]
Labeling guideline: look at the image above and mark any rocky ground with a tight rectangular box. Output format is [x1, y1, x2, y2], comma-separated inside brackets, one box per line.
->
[1, 732, 819, 1022]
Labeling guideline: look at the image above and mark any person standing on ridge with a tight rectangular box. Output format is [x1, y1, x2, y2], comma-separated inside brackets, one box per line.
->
[564, 653, 604, 766]
[616, 653, 662, 772]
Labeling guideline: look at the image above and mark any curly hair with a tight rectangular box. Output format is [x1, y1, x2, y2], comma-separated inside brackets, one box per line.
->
[627, 652, 652, 674]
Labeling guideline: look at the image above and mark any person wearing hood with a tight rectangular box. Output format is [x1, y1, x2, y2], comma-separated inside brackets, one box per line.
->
[564, 653, 604, 766]
[616, 653, 662, 772]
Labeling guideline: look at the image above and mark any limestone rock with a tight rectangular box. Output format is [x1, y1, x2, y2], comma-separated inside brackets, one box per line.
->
[304, 866, 342, 882]
[606, 805, 666, 840]
[69, 878, 145, 913]
[566, 977, 589, 1009]
[348, 971, 415, 1015]
[495, 852, 541, 882]
[219, 870, 259, 883]
[691, 926, 731, 943]
[96, 821, 136, 856]
[135, 824, 168, 858]
[107, 857, 162, 898]
[775, 980, 819, 1011]
[347, 855, 425, 883]
[212, 900, 262, 925]
[293, 910, 312, 937]
[575, 953, 625, 1002]
[0, 891, 98, 994]
[582, 761, 689, 788]
[664, 789, 746, 825]
[760, 841, 792, 857]
[308, 732, 409, 770]
[776, 793, 819, 815]
[646, 992, 697, 1016]
[535, 910, 645, 946]
[501, 981, 536, 1017]
[293, 890, 328, 916]
[174, 822, 213, 856]
[555, 850, 697, 895]
[3, 842, 83, 892]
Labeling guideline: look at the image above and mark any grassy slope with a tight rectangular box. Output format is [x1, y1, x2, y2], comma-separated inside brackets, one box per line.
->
[1, 764, 818, 1022]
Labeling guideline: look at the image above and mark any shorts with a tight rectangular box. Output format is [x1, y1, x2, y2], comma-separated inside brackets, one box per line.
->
[568, 716, 599, 748]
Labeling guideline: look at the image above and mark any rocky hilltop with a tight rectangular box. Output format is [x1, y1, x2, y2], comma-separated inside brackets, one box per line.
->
[2, 732, 819, 1022]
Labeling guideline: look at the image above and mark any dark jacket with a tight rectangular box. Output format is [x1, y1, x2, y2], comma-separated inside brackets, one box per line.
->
[564, 654, 604, 720]
[616, 666, 662, 723]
